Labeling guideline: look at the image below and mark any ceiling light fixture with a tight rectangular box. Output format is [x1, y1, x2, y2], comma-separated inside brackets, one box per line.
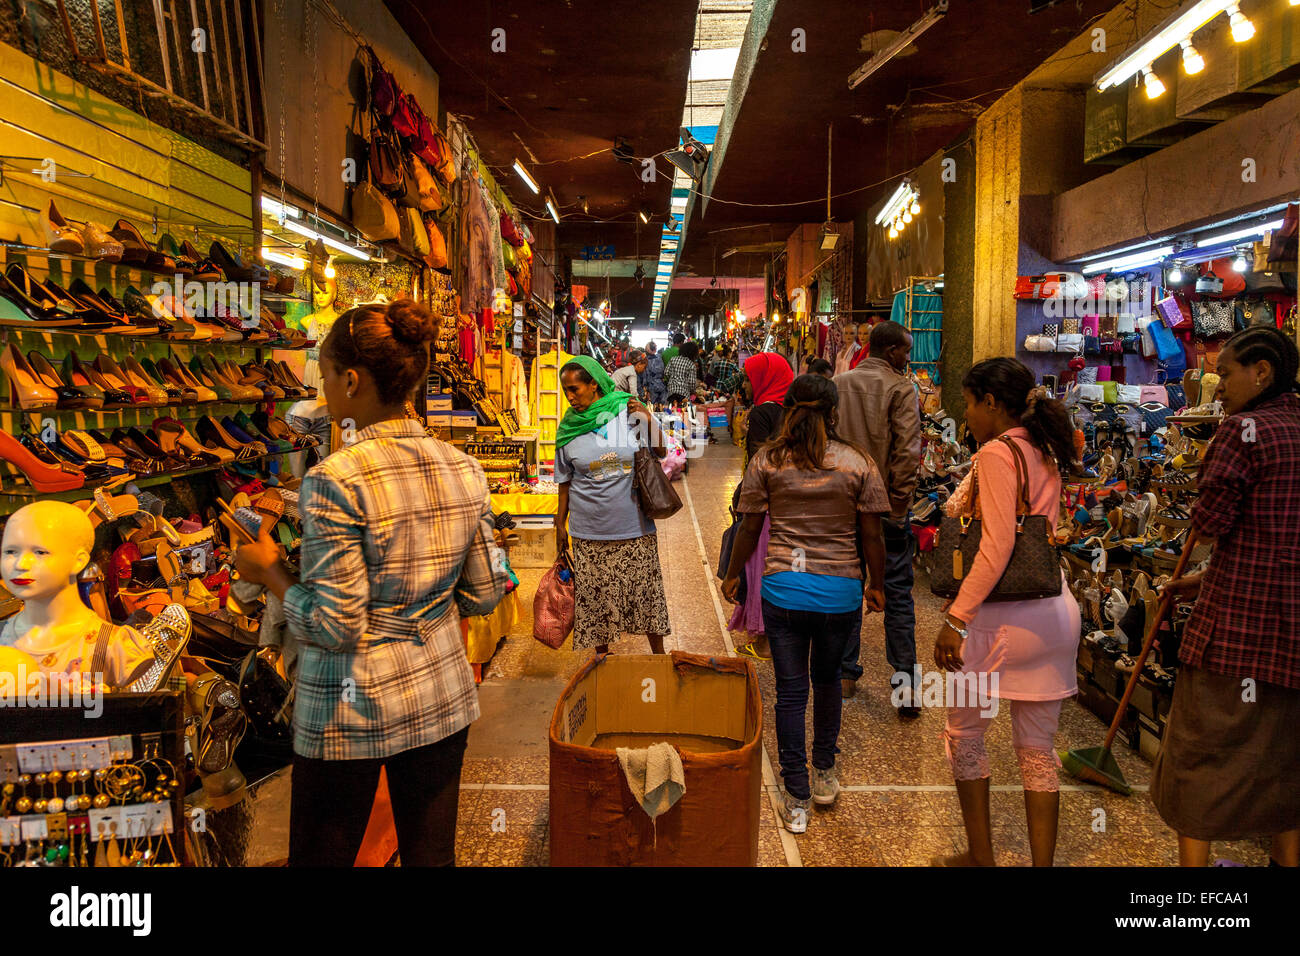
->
[261, 195, 301, 220]
[638, 206, 650, 224]
[1167, 262, 1184, 283]
[1143, 65, 1166, 98]
[261, 248, 306, 270]
[546, 194, 560, 224]
[1081, 245, 1175, 275]
[1179, 38, 1205, 74]
[848, 1, 949, 89]
[1195, 219, 1284, 247]
[281, 219, 372, 262]
[1232, 249, 1249, 272]
[1095, 1, 1237, 92]
[1227, 2, 1254, 41]
[513, 159, 540, 194]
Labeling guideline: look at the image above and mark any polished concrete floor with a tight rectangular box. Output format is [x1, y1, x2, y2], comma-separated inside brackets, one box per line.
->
[458, 432, 1269, 867]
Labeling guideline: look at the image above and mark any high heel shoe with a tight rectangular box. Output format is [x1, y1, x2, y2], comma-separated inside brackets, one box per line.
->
[92, 355, 149, 405]
[1, 343, 59, 410]
[43, 200, 85, 254]
[0, 268, 83, 328]
[120, 354, 174, 405]
[208, 241, 269, 283]
[110, 219, 172, 271]
[63, 352, 130, 409]
[157, 234, 194, 276]
[153, 418, 222, 466]
[137, 357, 192, 404]
[25, 349, 97, 409]
[156, 357, 217, 403]
[0, 430, 84, 492]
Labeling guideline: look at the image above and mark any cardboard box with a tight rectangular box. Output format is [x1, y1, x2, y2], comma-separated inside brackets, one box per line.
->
[550, 652, 762, 866]
[451, 411, 477, 436]
[508, 526, 556, 569]
[1129, 675, 1159, 722]
[427, 413, 452, 429]
[1135, 714, 1162, 761]
[428, 392, 453, 412]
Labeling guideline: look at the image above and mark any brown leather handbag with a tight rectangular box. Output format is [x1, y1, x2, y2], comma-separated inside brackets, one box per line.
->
[930, 435, 1061, 602]
[633, 446, 682, 520]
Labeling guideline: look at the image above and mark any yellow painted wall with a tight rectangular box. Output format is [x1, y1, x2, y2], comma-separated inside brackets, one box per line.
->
[971, 88, 1022, 362]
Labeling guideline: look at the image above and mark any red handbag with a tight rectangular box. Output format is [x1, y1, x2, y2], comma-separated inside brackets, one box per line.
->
[366, 47, 398, 119]
[392, 93, 419, 138]
[500, 213, 524, 247]
[532, 557, 574, 649]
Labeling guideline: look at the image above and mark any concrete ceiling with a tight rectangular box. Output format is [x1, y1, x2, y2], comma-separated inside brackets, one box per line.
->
[387, 0, 1121, 320]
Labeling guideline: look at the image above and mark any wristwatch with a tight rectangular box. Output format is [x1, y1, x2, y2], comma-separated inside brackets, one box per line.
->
[944, 617, 968, 640]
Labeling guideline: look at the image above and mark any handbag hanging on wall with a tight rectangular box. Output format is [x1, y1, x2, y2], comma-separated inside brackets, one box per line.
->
[351, 167, 400, 242]
[1192, 300, 1234, 339]
[930, 435, 1062, 602]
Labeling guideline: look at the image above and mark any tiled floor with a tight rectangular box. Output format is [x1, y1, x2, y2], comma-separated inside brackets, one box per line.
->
[455, 430, 1270, 867]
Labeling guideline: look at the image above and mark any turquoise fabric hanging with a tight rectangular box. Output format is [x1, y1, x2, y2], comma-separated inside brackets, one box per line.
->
[891, 285, 942, 383]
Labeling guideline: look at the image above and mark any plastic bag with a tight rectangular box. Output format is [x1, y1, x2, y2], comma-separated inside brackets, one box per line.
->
[532, 557, 574, 649]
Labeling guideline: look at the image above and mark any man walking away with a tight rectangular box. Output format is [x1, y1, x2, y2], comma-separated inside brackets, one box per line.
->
[833, 321, 922, 718]
[644, 341, 668, 405]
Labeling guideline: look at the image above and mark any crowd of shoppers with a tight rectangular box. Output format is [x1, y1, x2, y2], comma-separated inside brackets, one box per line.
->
[240, 305, 1298, 868]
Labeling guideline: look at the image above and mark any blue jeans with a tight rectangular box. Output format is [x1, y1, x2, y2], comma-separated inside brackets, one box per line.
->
[763, 599, 859, 800]
[841, 515, 917, 685]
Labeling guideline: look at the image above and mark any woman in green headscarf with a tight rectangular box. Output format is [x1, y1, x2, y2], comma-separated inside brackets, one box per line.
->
[555, 356, 671, 655]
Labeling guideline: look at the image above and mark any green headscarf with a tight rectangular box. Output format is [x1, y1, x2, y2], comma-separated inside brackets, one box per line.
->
[555, 355, 632, 450]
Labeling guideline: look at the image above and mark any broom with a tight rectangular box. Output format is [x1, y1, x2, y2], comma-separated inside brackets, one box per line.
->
[1061, 529, 1199, 795]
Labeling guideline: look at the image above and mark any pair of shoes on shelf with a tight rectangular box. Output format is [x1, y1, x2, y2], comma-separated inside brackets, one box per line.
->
[41, 200, 124, 261]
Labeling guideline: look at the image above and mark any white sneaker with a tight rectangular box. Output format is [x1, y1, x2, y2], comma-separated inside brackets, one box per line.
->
[811, 766, 841, 806]
[777, 789, 811, 833]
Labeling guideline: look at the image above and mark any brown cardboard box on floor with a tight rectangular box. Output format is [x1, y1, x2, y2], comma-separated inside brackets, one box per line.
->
[549, 651, 762, 866]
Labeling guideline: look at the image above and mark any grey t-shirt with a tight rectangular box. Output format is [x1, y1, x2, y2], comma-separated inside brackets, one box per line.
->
[556, 407, 655, 541]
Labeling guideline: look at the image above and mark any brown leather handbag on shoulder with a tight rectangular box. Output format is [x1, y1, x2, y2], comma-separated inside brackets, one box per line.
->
[930, 435, 1061, 602]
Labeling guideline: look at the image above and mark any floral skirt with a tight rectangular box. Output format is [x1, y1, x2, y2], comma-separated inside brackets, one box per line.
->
[570, 534, 671, 649]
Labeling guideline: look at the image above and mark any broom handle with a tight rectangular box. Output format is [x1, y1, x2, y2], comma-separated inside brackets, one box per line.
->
[1101, 529, 1199, 750]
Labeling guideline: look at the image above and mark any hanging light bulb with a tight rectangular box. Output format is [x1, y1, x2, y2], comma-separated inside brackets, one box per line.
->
[1179, 39, 1204, 75]
[1168, 263, 1183, 283]
[888, 225, 898, 239]
[1142, 65, 1165, 99]
[902, 209, 913, 224]
[1228, 3, 1255, 42]
[909, 198, 921, 216]
[1232, 251, 1248, 272]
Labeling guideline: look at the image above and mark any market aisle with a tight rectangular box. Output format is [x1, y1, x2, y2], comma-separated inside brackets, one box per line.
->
[455, 431, 1268, 867]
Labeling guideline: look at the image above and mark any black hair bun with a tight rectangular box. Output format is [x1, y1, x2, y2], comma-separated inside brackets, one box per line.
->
[386, 298, 437, 345]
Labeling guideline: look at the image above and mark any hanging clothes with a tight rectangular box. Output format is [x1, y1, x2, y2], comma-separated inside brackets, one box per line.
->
[892, 285, 943, 381]
[480, 185, 510, 294]
[504, 351, 530, 426]
[459, 176, 496, 313]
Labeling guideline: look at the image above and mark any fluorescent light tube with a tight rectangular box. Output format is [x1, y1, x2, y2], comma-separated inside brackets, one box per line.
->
[1095, 0, 1234, 92]
[849, 3, 947, 89]
[513, 159, 540, 194]
[261, 195, 301, 219]
[546, 196, 560, 224]
[261, 248, 306, 270]
[1196, 219, 1283, 247]
[281, 219, 372, 261]
[1081, 246, 1174, 275]
[875, 181, 912, 225]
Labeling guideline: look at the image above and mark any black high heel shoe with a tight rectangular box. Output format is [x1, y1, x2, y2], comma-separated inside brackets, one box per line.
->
[0, 268, 82, 327]
[208, 241, 269, 284]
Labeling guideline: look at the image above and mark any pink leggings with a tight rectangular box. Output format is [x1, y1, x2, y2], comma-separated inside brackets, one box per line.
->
[943, 698, 1064, 792]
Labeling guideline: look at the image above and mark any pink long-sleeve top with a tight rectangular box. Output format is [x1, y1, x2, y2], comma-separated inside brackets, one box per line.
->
[944, 427, 1062, 623]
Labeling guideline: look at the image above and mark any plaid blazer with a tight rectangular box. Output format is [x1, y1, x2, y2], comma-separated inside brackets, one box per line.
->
[283, 419, 509, 759]
[1184, 393, 1300, 690]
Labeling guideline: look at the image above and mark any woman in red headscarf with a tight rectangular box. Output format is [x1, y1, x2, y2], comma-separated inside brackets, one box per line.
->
[728, 352, 795, 659]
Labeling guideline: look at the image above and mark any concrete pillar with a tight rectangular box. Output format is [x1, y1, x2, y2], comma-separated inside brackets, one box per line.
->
[941, 129, 975, 421]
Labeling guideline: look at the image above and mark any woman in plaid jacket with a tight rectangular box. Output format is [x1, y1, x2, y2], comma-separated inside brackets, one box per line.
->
[237, 300, 510, 866]
[1152, 327, 1300, 867]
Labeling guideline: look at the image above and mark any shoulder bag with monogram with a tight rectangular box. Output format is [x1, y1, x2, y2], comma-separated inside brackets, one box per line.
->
[930, 435, 1062, 602]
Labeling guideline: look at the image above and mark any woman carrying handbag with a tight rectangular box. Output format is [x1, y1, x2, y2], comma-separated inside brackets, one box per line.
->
[932, 358, 1081, 867]
[555, 357, 670, 655]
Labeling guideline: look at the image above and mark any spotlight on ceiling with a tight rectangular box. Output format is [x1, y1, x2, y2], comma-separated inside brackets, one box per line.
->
[638, 205, 651, 225]
[665, 128, 709, 183]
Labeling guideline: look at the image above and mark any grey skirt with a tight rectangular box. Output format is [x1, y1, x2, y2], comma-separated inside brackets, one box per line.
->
[570, 534, 671, 649]
[1151, 665, 1300, 840]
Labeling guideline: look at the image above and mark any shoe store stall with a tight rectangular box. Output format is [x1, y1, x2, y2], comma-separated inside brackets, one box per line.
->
[1008, 5, 1300, 757]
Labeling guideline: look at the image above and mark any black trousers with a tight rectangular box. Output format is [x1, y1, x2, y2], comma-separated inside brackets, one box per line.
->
[289, 725, 469, 866]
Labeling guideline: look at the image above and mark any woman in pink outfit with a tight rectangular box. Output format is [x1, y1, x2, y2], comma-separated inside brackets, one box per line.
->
[934, 358, 1081, 867]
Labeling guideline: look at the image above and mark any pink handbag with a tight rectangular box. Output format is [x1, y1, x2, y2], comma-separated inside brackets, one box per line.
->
[1081, 315, 1100, 336]
[1095, 364, 1112, 382]
[1139, 385, 1168, 405]
[532, 556, 575, 649]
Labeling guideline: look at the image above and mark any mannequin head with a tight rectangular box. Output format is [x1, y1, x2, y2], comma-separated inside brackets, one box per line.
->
[1, 501, 94, 605]
[312, 276, 337, 311]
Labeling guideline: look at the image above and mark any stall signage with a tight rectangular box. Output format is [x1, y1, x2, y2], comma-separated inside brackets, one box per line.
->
[581, 245, 615, 261]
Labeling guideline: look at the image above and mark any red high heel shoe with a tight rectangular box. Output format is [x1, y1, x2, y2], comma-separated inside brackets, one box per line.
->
[0, 430, 85, 492]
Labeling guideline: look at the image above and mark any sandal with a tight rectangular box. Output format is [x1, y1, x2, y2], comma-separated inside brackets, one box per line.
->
[735, 642, 772, 661]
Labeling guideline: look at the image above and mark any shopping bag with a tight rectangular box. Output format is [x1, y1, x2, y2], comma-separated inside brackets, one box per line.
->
[532, 555, 575, 649]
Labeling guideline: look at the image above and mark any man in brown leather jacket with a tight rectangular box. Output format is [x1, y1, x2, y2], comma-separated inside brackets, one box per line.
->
[833, 321, 922, 716]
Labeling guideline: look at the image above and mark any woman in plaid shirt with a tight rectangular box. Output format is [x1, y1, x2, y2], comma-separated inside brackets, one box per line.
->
[236, 300, 510, 866]
[1152, 327, 1300, 867]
